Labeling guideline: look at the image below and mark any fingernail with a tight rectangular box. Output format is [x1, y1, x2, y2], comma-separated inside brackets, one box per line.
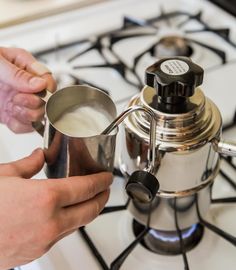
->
[30, 61, 52, 76]
[29, 77, 45, 88]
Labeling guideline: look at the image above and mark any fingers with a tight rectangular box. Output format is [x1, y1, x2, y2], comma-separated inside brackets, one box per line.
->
[12, 93, 44, 109]
[30, 63, 56, 93]
[29, 61, 51, 76]
[11, 104, 45, 123]
[17, 53, 56, 92]
[41, 73, 57, 93]
[0, 47, 37, 70]
[47, 172, 113, 207]
[0, 47, 57, 134]
[0, 148, 45, 177]
[5, 117, 34, 133]
[0, 47, 56, 93]
[60, 189, 110, 231]
[0, 55, 47, 93]
[9, 93, 45, 123]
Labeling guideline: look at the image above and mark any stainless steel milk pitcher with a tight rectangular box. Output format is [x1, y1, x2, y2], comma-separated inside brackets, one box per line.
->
[35, 85, 118, 178]
[119, 57, 236, 232]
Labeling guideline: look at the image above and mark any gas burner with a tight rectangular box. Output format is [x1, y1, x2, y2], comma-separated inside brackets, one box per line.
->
[154, 36, 193, 58]
[108, 11, 236, 85]
[133, 220, 204, 255]
[34, 9, 236, 98]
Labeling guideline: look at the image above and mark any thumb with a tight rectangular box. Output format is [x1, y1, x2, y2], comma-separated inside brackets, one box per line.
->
[0, 55, 47, 93]
[0, 148, 45, 178]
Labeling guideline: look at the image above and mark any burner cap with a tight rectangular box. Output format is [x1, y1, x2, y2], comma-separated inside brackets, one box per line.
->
[154, 36, 193, 58]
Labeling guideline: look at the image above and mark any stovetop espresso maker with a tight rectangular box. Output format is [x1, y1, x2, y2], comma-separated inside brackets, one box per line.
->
[103, 56, 236, 253]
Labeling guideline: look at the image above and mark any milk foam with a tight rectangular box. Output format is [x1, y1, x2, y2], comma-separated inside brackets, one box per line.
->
[53, 105, 112, 137]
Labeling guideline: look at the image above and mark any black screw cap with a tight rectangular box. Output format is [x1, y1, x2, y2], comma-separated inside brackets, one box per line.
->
[145, 57, 204, 98]
[126, 170, 159, 203]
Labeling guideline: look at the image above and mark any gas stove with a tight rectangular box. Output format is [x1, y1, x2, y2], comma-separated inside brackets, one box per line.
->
[0, 0, 235, 270]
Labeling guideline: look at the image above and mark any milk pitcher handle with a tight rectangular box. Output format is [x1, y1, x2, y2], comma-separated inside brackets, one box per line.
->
[36, 89, 52, 103]
[32, 89, 53, 137]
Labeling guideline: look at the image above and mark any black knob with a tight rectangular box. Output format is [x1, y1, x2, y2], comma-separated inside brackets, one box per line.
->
[145, 57, 204, 98]
[126, 171, 159, 203]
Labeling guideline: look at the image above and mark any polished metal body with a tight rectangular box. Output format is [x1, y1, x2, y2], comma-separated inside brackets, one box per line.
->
[120, 86, 223, 230]
[39, 85, 117, 178]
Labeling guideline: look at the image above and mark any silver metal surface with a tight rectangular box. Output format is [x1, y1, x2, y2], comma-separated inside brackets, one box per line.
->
[102, 105, 157, 172]
[124, 144, 220, 230]
[213, 139, 236, 157]
[36, 89, 52, 103]
[128, 159, 219, 230]
[131, 86, 222, 148]
[32, 90, 53, 136]
[120, 85, 224, 230]
[157, 157, 220, 198]
[39, 85, 118, 178]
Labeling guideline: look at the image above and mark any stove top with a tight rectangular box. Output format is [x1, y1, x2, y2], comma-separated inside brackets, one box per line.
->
[0, 0, 235, 269]
[32, 2, 236, 124]
[210, 0, 236, 17]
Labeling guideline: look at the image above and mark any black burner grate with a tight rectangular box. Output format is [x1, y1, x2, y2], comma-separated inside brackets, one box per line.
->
[34, 10, 236, 94]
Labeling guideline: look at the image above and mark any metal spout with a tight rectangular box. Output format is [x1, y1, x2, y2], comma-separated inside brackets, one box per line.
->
[102, 105, 157, 171]
[213, 139, 236, 157]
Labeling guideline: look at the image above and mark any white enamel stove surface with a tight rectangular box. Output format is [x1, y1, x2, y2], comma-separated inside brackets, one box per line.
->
[0, 0, 235, 269]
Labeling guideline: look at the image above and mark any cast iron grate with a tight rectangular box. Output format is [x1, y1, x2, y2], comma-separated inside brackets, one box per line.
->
[33, 10, 236, 128]
[34, 9, 236, 96]
[108, 10, 235, 83]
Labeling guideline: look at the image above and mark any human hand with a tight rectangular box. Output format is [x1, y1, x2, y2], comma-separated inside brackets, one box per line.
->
[0, 47, 56, 133]
[0, 149, 112, 269]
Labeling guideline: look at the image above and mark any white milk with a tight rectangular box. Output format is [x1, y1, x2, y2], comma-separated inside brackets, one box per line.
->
[53, 105, 112, 137]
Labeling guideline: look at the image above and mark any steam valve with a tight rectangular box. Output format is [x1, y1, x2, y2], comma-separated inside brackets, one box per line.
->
[126, 171, 159, 203]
